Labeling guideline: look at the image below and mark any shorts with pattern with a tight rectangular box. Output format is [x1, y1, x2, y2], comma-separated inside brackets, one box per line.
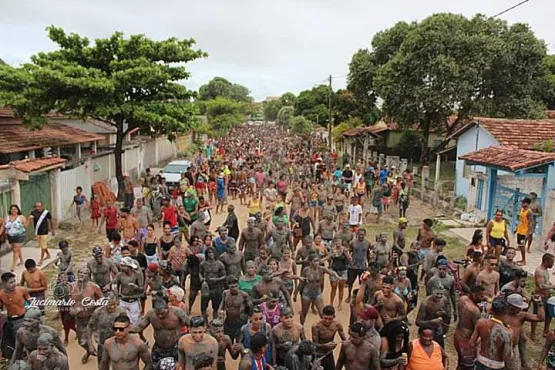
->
[330, 269, 347, 282]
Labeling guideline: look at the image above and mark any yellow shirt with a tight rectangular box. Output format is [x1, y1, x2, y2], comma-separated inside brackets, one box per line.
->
[249, 199, 261, 214]
[489, 219, 506, 239]
[516, 208, 531, 235]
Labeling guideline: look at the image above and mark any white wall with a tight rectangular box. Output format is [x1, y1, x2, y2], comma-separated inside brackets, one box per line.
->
[58, 162, 92, 220]
[455, 126, 499, 197]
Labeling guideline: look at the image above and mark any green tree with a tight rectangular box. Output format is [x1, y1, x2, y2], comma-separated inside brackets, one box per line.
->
[295, 85, 332, 125]
[540, 55, 555, 110]
[280, 92, 296, 106]
[262, 99, 283, 121]
[332, 117, 363, 141]
[204, 97, 251, 135]
[290, 116, 313, 136]
[364, 14, 547, 164]
[277, 105, 294, 126]
[198, 77, 253, 102]
[0, 26, 205, 197]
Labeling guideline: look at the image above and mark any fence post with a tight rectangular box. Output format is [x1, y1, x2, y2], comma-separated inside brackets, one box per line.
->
[421, 166, 429, 201]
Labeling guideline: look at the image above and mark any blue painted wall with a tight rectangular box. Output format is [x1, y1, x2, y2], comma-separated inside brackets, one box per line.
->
[455, 125, 499, 198]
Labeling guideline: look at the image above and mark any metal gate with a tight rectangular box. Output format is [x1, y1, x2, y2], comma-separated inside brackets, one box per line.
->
[19, 173, 52, 240]
[493, 185, 541, 234]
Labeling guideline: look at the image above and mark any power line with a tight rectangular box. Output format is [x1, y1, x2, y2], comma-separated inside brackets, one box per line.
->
[492, 0, 531, 18]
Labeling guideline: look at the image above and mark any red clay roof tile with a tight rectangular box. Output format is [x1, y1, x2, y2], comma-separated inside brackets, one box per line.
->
[0, 123, 103, 154]
[0, 157, 67, 173]
[459, 146, 555, 171]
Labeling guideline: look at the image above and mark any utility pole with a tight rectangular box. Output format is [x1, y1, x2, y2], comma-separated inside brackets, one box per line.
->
[328, 74, 333, 152]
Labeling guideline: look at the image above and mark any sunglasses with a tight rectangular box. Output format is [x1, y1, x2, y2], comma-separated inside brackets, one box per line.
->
[112, 325, 129, 332]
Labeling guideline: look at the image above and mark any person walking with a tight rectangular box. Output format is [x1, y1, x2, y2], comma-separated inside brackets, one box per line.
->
[29, 202, 55, 266]
[1, 205, 29, 272]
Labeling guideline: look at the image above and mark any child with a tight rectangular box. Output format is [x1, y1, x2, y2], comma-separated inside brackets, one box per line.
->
[53, 240, 74, 282]
[90, 193, 101, 229]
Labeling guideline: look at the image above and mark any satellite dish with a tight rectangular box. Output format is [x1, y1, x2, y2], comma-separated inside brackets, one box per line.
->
[0, 153, 10, 165]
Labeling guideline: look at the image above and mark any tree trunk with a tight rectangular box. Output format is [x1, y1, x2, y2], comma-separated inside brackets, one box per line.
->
[419, 120, 431, 166]
[114, 122, 126, 201]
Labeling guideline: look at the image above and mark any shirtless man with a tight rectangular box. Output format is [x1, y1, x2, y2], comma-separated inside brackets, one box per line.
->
[218, 276, 252, 343]
[70, 265, 104, 364]
[336, 322, 380, 370]
[20, 259, 47, 313]
[267, 219, 293, 259]
[505, 293, 544, 370]
[476, 255, 500, 299]
[424, 239, 446, 282]
[500, 269, 528, 297]
[426, 259, 458, 321]
[0, 271, 30, 358]
[219, 241, 245, 280]
[253, 268, 293, 310]
[355, 262, 382, 307]
[131, 298, 189, 364]
[200, 247, 226, 321]
[461, 251, 483, 294]
[191, 212, 208, 240]
[27, 333, 69, 370]
[470, 297, 512, 370]
[531, 253, 555, 340]
[209, 319, 240, 370]
[86, 246, 119, 294]
[270, 307, 306, 366]
[10, 308, 66, 365]
[373, 233, 391, 269]
[454, 285, 485, 370]
[318, 214, 337, 247]
[311, 305, 346, 370]
[393, 218, 407, 255]
[119, 207, 139, 242]
[415, 285, 449, 348]
[295, 236, 316, 270]
[372, 275, 405, 325]
[239, 218, 265, 262]
[178, 316, 219, 370]
[53, 240, 74, 281]
[416, 218, 436, 280]
[115, 257, 144, 325]
[87, 292, 126, 365]
[100, 314, 152, 370]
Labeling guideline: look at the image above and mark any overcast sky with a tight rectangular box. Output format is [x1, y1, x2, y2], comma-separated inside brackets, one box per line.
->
[1, 0, 553, 101]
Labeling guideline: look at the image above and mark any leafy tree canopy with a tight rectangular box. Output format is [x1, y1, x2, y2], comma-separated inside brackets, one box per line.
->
[295, 84, 332, 125]
[280, 92, 296, 106]
[198, 76, 253, 103]
[289, 115, 314, 136]
[352, 13, 548, 163]
[0, 26, 206, 195]
[540, 55, 555, 110]
[204, 97, 252, 136]
[262, 99, 282, 121]
[277, 105, 295, 126]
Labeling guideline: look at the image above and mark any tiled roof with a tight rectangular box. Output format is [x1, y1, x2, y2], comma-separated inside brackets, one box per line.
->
[0, 157, 67, 173]
[0, 123, 104, 154]
[459, 146, 555, 171]
[343, 126, 387, 137]
[451, 117, 555, 149]
[548, 111, 555, 119]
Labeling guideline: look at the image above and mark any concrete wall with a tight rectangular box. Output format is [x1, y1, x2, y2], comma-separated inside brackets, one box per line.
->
[455, 126, 499, 197]
[498, 174, 544, 195]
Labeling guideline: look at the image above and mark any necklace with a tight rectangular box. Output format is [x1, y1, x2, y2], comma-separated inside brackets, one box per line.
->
[491, 317, 506, 326]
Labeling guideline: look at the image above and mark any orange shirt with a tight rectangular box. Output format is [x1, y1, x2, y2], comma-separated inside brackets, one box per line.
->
[0, 287, 30, 317]
[407, 339, 443, 370]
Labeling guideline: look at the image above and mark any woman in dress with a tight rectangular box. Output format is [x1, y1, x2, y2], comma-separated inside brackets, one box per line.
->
[1, 205, 29, 271]
[294, 254, 339, 325]
[239, 261, 262, 296]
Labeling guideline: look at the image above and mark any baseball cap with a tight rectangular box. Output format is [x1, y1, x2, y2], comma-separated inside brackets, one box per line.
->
[507, 293, 529, 309]
[92, 246, 103, 257]
[360, 306, 379, 320]
[398, 217, 408, 224]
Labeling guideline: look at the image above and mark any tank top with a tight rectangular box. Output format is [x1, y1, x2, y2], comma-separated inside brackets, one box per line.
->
[331, 250, 348, 271]
[260, 303, 282, 327]
[144, 238, 157, 257]
[350, 240, 368, 270]
[407, 339, 443, 370]
[5, 216, 26, 237]
[241, 324, 272, 364]
[516, 208, 531, 235]
[356, 182, 365, 195]
[490, 219, 506, 239]
[160, 237, 174, 258]
[249, 199, 261, 214]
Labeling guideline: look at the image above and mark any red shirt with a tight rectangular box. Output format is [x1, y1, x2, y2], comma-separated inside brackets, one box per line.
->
[162, 205, 178, 228]
[103, 207, 118, 229]
[218, 147, 225, 156]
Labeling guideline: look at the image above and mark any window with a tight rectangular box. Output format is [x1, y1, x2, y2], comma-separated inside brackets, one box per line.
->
[462, 164, 471, 179]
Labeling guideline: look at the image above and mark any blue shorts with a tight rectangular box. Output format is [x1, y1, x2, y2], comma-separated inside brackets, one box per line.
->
[309, 200, 318, 207]
[330, 270, 348, 282]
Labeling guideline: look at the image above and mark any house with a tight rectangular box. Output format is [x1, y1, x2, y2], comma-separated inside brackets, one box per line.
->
[338, 120, 455, 163]
[454, 117, 555, 235]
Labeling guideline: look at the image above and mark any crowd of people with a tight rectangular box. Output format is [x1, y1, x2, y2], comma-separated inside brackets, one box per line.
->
[0, 123, 554, 370]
